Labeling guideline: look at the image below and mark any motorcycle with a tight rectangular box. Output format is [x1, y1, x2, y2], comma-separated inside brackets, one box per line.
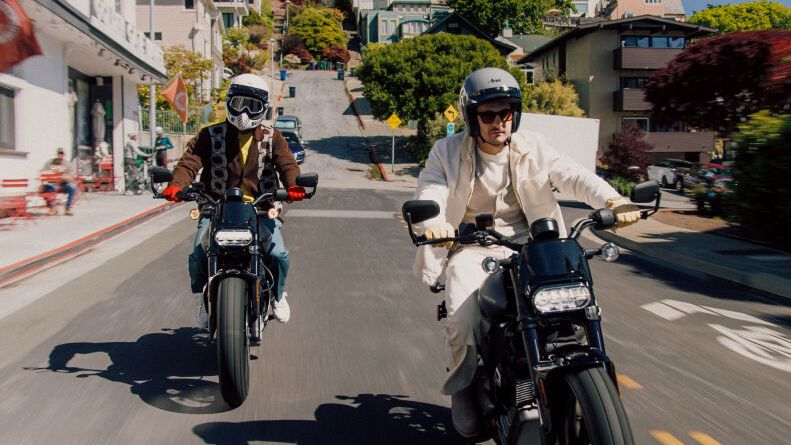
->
[125, 157, 153, 195]
[150, 168, 318, 407]
[401, 181, 661, 445]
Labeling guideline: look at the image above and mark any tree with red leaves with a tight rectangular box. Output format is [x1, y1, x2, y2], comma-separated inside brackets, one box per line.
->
[645, 30, 791, 135]
[601, 124, 653, 180]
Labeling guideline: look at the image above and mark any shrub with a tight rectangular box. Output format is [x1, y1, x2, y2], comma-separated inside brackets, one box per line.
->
[282, 35, 306, 55]
[247, 25, 272, 48]
[321, 45, 350, 63]
[406, 113, 466, 166]
[606, 176, 635, 197]
[600, 124, 653, 180]
[730, 111, 791, 247]
[289, 47, 313, 63]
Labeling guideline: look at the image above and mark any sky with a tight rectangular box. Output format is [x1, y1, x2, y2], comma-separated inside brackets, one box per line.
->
[682, 0, 791, 16]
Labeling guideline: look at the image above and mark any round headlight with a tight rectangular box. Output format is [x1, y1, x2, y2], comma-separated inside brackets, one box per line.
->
[482, 257, 500, 274]
[601, 243, 619, 262]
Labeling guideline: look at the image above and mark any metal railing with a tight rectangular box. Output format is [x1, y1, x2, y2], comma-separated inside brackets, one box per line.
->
[141, 108, 203, 134]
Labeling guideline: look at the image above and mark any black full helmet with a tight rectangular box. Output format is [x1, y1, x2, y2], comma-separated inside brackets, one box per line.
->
[459, 67, 523, 137]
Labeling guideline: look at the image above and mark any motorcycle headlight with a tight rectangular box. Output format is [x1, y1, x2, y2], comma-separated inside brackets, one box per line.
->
[532, 283, 592, 314]
[214, 229, 253, 246]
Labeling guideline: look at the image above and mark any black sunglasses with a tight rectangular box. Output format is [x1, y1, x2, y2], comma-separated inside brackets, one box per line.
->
[477, 109, 514, 124]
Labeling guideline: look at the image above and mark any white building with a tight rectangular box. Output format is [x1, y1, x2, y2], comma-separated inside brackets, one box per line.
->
[0, 0, 166, 188]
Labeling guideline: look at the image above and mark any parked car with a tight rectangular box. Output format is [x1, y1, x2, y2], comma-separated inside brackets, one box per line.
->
[280, 130, 305, 164]
[274, 115, 303, 139]
[681, 163, 733, 189]
[646, 158, 693, 190]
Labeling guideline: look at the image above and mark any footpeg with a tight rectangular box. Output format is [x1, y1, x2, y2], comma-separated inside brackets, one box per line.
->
[437, 300, 448, 321]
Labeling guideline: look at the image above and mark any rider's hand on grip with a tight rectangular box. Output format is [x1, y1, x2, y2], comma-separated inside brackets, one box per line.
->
[423, 222, 455, 249]
[606, 197, 641, 228]
[162, 185, 182, 202]
[287, 186, 306, 202]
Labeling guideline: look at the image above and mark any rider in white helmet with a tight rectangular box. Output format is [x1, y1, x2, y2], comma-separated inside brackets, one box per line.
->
[163, 73, 305, 326]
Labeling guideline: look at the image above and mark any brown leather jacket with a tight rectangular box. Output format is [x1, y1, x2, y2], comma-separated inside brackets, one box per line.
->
[170, 122, 300, 200]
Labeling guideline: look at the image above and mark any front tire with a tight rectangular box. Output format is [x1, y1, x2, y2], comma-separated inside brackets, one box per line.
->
[216, 277, 249, 408]
[558, 367, 634, 445]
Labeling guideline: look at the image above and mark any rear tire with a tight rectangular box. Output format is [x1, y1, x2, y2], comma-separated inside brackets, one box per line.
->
[558, 367, 634, 445]
[216, 277, 249, 408]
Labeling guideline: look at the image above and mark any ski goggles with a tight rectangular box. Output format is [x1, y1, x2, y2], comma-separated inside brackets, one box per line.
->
[477, 108, 514, 124]
[228, 95, 266, 114]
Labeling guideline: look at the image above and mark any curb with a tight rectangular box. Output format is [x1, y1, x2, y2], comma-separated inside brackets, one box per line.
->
[592, 228, 791, 301]
[0, 202, 180, 288]
[344, 79, 366, 130]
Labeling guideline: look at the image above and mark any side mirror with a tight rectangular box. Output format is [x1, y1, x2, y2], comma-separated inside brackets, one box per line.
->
[402, 200, 439, 225]
[630, 180, 660, 203]
[296, 172, 318, 188]
[150, 167, 172, 184]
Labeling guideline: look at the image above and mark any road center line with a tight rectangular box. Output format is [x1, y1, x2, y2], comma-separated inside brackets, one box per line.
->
[689, 432, 723, 445]
[286, 209, 396, 219]
[650, 430, 685, 445]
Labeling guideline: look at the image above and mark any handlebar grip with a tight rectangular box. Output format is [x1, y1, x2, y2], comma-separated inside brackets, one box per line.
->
[275, 189, 289, 202]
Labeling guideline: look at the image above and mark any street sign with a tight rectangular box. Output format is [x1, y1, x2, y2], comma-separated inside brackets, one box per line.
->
[443, 105, 458, 122]
[386, 113, 402, 129]
[446, 123, 455, 136]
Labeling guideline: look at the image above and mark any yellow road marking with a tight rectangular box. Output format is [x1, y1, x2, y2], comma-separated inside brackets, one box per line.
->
[690, 432, 723, 445]
[616, 373, 643, 389]
[650, 430, 685, 445]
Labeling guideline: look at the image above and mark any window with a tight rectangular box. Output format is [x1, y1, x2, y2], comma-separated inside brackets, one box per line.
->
[668, 37, 685, 48]
[645, 0, 661, 3]
[185, 0, 195, 9]
[222, 12, 234, 29]
[621, 35, 650, 48]
[0, 86, 14, 149]
[623, 117, 649, 132]
[621, 77, 649, 89]
[144, 32, 162, 40]
[381, 19, 388, 35]
[115, 0, 122, 13]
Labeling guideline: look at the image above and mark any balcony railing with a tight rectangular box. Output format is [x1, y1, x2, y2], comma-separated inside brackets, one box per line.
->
[614, 47, 683, 70]
[644, 131, 716, 153]
[614, 88, 651, 112]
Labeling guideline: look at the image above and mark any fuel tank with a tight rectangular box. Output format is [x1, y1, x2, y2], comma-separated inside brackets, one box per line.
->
[478, 270, 510, 323]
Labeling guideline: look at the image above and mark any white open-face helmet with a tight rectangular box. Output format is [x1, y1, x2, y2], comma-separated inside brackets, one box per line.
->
[226, 74, 270, 131]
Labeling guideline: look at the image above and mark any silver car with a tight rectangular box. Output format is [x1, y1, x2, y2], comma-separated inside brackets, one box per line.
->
[646, 159, 692, 190]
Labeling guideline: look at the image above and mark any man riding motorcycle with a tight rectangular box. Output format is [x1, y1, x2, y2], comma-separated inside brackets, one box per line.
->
[411, 67, 642, 437]
[162, 74, 305, 326]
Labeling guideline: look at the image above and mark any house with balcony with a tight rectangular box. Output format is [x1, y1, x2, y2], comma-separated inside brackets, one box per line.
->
[1, 0, 166, 186]
[136, 0, 225, 102]
[358, 0, 450, 45]
[215, 0, 250, 29]
[518, 16, 717, 162]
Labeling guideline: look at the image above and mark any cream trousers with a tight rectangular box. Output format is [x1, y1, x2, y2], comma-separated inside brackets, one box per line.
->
[441, 244, 513, 395]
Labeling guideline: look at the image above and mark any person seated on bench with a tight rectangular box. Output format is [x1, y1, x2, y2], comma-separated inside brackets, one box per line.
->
[41, 147, 77, 216]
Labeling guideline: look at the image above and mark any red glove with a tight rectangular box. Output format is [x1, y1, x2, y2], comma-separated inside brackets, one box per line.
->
[287, 186, 306, 203]
[162, 185, 182, 202]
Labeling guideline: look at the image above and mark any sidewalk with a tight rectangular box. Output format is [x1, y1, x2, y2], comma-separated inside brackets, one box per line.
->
[591, 207, 791, 301]
[0, 192, 180, 286]
[343, 75, 419, 186]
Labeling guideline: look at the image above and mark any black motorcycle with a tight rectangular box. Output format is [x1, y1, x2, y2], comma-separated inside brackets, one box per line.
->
[402, 181, 661, 445]
[151, 168, 318, 407]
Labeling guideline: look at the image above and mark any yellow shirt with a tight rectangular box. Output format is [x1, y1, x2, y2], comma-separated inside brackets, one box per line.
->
[239, 132, 254, 202]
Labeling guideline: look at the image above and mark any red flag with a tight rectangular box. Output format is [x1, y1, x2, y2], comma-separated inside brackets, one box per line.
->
[0, 0, 43, 72]
[161, 75, 189, 125]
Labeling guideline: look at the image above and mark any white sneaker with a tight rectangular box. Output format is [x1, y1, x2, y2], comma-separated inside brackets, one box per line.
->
[195, 293, 208, 328]
[273, 293, 290, 323]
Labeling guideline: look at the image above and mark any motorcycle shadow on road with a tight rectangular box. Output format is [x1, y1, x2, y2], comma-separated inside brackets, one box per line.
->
[25, 327, 233, 415]
[193, 393, 472, 445]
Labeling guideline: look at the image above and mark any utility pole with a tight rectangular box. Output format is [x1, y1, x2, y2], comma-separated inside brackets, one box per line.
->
[269, 38, 275, 96]
[280, 0, 290, 64]
[148, 0, 156, 164]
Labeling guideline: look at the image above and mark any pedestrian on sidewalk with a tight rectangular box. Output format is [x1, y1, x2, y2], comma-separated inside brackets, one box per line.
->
[154, 127, 173, 168]
[41, 148, 78, 216]
[124, 134, 152, 193]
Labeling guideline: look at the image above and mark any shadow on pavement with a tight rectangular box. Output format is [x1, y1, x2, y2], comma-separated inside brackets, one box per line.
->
[26, 327, 231, 414]
[193, 393, 470, 445]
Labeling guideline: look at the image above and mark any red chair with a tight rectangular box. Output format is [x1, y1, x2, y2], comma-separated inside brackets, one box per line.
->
[92, 160, 115, 191]
[0, 179, 33, 225]
[39, 172, 66, 212]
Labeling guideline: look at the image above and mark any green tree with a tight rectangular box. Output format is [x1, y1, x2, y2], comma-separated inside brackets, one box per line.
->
[357, 33, 520, 162]
[688, 1, 791, 33]
[444, 0, 574, 36]
[730, 111, 791, 248]
[523, 79, 584, 117]
[289, 7, 346, 55]
[137, 45, 212, 108]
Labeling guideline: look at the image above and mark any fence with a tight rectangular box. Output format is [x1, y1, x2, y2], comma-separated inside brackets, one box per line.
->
[140, 108, 205, 134]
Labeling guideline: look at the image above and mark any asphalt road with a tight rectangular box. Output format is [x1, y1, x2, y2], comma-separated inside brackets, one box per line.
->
[0, 72, 789, 445]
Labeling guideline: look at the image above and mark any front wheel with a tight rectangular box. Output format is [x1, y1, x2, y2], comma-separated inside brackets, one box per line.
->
[216, 277, 249, 408]
[558, 367, 634, 445]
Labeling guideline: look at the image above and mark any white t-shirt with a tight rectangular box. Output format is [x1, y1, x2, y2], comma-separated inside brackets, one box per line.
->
[462, 145, 529, 237]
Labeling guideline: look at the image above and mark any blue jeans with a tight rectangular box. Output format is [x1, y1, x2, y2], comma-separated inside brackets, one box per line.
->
[188, 217, 290, 301]
[42, 183, 77, 210]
